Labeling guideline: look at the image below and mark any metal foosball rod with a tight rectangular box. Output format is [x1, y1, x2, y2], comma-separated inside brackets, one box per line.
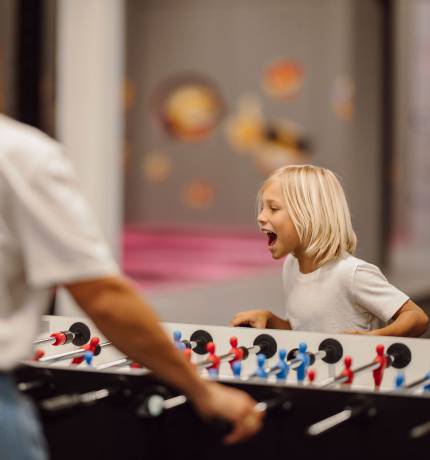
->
[319, 342, 411, 389]
[305, 343, 413, 437]
[410, 419, 430, 439]
[37, 339, 112, 364]
[319, 360, 379, 388]
[174, 330, 277, 365]
[306, 399, 377, 436]
[33, 322, 91, 347]
[403, 371, 430, 392]
[247, 345, 305, 380]
[195, 334, 278, 371]
[39, 382, 272, 438]
[287, 338, 343, 369]
[250, 349, 308, 382]
[137, 389, 276, 419]
[17, 372, 55, 393]
[96, 358, 133, 370]
[40, 387, 122, 413]
[246, 338, 342, 382]
[173, 329, 214, 355]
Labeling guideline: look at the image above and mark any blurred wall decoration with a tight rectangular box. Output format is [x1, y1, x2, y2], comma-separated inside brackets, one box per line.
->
[125, 0, 382, 269]
[226, 95, 310, 175]
[331, 75, 355, 122]
[182, 180, 215, 210]
[262, 59, 304, 100]
[152, 73, 224, 142]
[141, 150, 173, 184]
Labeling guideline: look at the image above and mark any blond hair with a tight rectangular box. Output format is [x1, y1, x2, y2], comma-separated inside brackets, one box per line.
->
[257, 165, 357, 267]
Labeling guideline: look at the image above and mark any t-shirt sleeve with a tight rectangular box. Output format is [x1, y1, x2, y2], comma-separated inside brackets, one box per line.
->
[352, 262, 409, 322]
[10, 143, 119, 287]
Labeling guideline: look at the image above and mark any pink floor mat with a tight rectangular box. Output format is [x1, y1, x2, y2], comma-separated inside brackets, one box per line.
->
[122, 224, 282, 290]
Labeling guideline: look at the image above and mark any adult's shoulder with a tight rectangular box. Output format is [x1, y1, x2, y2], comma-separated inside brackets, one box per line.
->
[0, 115, 62, 177]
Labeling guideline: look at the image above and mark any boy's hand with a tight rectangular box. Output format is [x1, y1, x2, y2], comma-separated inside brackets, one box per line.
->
[230, 310, 271, 328]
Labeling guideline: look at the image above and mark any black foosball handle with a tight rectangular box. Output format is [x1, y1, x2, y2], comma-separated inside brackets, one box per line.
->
[40, 388, 112, 413]
[287, 338, 343, 368]
[33, 321, 91, 347]
[183, 330, 214, 355]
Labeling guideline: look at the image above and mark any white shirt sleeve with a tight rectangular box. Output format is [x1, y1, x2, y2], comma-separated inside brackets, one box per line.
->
[352, 262, 409, 322]
[9, 143, 119, 287]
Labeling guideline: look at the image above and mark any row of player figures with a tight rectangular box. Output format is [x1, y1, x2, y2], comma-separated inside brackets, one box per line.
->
[30, 315, 430, 393]
[172, 331, 430, 393]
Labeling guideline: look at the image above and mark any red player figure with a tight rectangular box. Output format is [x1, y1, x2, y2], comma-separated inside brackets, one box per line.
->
[308, 369, 316, 384]
[228, 336, 240, 368]
[372, 344, 387, 388]
[71, 337, 100, 365]
[206, 342, 221, 373]
[33, 349, 45, 361]
[233, 348, 244, 363]
[340, 356, 354, 385]
[130, 362, 142, 369]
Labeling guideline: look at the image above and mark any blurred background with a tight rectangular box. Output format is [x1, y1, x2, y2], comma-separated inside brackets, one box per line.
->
[1, 0, 429, 331]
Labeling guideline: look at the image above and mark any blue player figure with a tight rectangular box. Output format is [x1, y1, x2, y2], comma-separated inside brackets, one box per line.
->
[256, 354, 268, 379]
[208, 368, 219, 379]
[394, 371, 405, 390]
[232, 360, 242, 379]
[275, 349, 289, 381]
[173, 330, 186, 351]
[84, 350, 94, 366]
[295, 342, 310, 383]
[423, 371, 430, 392]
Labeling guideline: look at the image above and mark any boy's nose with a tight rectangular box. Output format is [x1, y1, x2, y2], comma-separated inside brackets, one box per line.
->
[257, 211, 266, 225]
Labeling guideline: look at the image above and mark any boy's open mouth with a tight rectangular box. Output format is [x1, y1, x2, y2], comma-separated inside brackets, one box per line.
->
[263, 230, 278, 247]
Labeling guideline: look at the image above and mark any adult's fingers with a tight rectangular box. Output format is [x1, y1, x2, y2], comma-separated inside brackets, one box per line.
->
[223, 410, 264, 445]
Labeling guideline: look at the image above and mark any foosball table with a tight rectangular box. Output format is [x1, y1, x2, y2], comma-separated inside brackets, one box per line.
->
[15, 315, 430, 459]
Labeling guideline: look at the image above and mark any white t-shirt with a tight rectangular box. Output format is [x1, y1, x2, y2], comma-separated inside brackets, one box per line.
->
[0, 114, 119, 370]
[283, 253, 409, 333]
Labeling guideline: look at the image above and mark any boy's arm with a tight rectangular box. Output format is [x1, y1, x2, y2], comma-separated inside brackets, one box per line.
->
[267, 313, 292, 330]
[368, 299, 429, 337]
[230, 310, 292, 330]
[347, 300, 429, 337]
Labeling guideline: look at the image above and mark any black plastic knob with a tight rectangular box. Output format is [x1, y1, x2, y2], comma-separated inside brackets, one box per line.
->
[189, 330, 214, 355]
[318, 338, 343, 364]
[387, 342, 412, 369]
[253, 334, 277, 359]
[69, 322, 91, 346]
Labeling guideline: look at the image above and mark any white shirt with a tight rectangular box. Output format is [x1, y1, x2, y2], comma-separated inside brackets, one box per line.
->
[0, 115, 119, 370]
[283, 253, 409, 333]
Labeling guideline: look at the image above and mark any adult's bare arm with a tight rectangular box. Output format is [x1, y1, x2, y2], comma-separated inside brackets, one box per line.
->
[65, 275, 263, 443]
